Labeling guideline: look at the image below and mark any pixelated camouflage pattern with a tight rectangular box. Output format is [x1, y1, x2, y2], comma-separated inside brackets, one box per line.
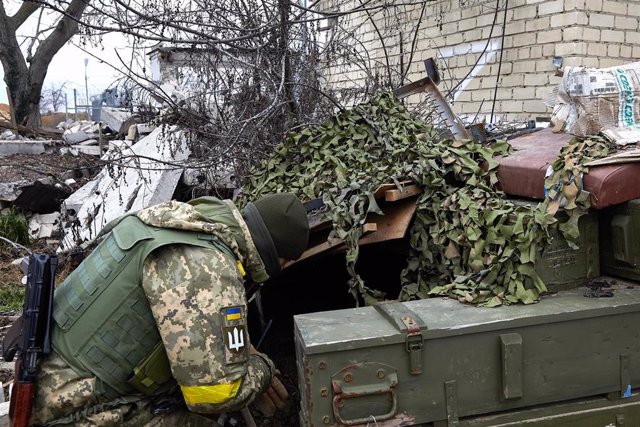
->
[31, 353, 220, 427]
[31, 351, 100, 424]
[227, 202, 270, 284]
[32, 198, 274, 425]
[143, 244, 274, 413]
[137, 198, 269, 284]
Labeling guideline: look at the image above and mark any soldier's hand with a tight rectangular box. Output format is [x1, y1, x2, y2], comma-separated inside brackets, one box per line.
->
[253, 372, 289, 417]
[250, 345, 289, 416]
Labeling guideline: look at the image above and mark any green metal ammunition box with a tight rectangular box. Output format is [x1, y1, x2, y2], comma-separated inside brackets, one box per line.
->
[295, 287, 640, 426]
[601, 199, 640, 281]
[536, 209, 600, 291]
[506, 200, 599, 292]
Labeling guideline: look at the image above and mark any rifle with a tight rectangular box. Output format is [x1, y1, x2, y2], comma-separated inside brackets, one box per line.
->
[6, 253, 57, 427]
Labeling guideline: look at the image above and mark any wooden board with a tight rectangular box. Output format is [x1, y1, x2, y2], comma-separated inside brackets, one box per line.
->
[287, 197, 418, 268]
[293, 223, 378, 263]
[373, 180, 413, 199]
[384, 184, 422, 202]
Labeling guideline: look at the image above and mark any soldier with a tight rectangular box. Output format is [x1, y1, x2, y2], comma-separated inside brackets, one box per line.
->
[29, 193, 309, 426]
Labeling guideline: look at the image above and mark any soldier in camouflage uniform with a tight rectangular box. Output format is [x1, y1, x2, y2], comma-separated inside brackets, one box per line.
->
[29, 194, 309, 426]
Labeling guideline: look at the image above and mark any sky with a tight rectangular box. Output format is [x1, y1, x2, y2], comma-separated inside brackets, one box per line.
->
[0, 3, 145, 108]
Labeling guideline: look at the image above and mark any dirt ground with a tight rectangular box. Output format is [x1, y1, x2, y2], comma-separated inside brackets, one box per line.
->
[0, 152, 100, 185]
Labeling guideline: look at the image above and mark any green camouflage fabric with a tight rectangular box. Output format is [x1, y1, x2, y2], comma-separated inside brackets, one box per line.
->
[142, 244, 274, 413]
[239, 92, 612, 306]
[31, 198, 274, 425]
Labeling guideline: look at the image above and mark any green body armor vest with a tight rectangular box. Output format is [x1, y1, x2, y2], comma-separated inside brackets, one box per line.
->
[52, 215, 236, 397]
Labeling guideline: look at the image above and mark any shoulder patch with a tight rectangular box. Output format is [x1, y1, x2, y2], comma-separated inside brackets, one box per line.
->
[221, 306, 248, 364]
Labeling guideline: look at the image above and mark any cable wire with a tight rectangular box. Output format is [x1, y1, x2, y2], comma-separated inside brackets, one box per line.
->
[490, 0, 509, 123]
[446, 1, 502, 98]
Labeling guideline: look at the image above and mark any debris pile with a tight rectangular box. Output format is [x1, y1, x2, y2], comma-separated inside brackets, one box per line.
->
[240, 93, 611, 306]
[59, 126, 189, 250]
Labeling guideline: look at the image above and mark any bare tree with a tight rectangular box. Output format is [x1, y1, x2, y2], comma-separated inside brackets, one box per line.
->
[0, 1, 89, 127]
[23, 0, 435, 185]
[40, 81, 67, 113]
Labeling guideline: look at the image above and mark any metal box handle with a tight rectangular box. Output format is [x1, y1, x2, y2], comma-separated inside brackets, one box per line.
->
[332, 387, 397, 426]
[330, 362, 399, 425]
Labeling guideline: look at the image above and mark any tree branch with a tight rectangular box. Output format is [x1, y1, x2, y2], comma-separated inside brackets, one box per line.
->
[0, 3, 28, 74]
[30, 0, 90, 83]
[9, 1, 40, 30]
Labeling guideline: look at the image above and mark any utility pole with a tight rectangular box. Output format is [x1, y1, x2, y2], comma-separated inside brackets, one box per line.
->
[84, 58, 89, 118]
[73, 89, 78, 121]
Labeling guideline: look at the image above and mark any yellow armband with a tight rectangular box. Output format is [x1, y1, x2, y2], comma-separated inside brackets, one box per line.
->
[180, 379, 242, 405]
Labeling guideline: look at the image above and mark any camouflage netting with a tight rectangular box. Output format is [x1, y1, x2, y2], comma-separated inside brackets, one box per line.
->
[237, 93, 612, 306]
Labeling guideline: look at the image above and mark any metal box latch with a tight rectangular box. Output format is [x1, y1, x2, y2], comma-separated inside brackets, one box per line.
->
[402, 315, 423, 375]
[374, 302, 426, 376]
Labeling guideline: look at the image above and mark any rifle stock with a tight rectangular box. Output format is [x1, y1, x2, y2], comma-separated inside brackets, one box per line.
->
[8, 254, 57, 427]
[10, 382, 33, 427]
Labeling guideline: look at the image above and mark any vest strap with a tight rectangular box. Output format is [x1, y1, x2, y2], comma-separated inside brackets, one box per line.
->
[127, 342, 173, 395]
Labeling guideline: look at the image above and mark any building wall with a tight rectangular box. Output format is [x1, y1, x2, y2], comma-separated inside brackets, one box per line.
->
[319, 0, 640, 122]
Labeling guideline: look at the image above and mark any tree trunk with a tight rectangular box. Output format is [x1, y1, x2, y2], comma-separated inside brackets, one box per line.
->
[5, 70, 44, 127]
[0, 0, 89, 127]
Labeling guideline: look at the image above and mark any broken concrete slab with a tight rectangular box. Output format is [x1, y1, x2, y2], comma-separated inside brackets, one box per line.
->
[137, 123, 156, 135]
[63, 130, 92, 145]
[0, 401, 9, 426]
[126, 124, 138, 141]
[0, 181, 27, 203]
[29, 212, 61, 239]
[0, 141, 47, 156]
[78, 139, 98, 146]
[101, 107, 132, 134]
[60, 126, 190, 250]
[69, 145, 102, 156]
[109, 140, 133, 151]
[0, 130, 14, 140]
[61, 178, 99, 218]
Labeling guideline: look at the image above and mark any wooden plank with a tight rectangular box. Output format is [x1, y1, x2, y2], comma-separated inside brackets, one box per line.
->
[289, 223, 378, 265]
[358, 198, 417, 246]
[373, 180, 413, 199]
[384, 184, 422, 202]
[286, 197, 419, 269]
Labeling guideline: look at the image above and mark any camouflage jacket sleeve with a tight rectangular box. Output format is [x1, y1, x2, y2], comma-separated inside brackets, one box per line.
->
[142, 244, 275, 413]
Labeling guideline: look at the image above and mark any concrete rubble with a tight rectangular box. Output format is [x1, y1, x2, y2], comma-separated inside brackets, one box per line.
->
[0, 177, 71, 214]
[100, 107, 133, 134]
[0, 182, 25, 205]
[28, 212, 61, 239]
[0, 130, 15, 140]
[12, 177, 72, 214]
[60, 126, 190, 250]
[0, 141, 48, 156]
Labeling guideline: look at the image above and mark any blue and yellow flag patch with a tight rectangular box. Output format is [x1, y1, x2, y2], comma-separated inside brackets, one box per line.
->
[225, 307, 242, 321]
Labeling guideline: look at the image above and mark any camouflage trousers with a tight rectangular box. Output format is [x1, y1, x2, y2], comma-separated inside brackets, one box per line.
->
[30, 352, 222, 426]
[39, 404, 222, 427]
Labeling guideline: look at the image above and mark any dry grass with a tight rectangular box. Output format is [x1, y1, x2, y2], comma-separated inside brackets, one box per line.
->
[0, 104, 9, 121]
[41, 112, 88, 128]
